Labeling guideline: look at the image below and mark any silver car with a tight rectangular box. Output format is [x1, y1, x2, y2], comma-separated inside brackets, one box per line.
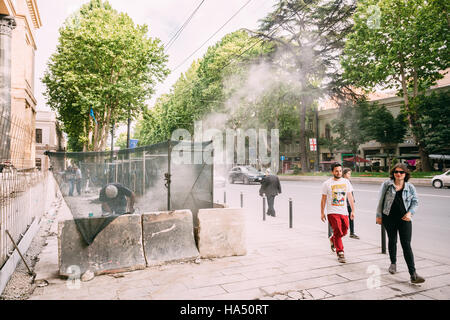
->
[431, 170, 450, 188]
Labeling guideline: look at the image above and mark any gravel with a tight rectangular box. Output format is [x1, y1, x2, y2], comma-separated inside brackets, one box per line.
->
[0, 198, 61, 300]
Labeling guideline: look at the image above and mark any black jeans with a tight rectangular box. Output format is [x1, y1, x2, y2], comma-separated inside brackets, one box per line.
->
[266, 195, 276, 216]
[382, 213, 416, 275]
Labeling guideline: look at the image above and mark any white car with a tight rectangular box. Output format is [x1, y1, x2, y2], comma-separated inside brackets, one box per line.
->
[431, 170, 450, 188]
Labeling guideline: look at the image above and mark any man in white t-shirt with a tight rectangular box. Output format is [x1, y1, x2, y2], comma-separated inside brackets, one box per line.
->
[321, 163, 355, 263]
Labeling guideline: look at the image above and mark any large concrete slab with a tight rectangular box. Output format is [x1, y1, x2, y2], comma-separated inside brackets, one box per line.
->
[58, 214, 146, 277]
[197, 208, 247, 258]
[142, 210, 199, 266]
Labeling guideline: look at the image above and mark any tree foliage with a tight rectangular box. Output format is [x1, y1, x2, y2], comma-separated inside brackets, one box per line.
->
[413, 90, 450, 155]
[43, 0, 169, 151]
[342, 0, 450, 170]
[256, 0, 357, 171]
[365, 103, 407, 147]
[329, 100, 371, 157]
[135, 30, 275, 145]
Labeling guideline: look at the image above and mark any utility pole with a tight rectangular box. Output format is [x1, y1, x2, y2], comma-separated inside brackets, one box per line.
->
[127, 105, 131, 149]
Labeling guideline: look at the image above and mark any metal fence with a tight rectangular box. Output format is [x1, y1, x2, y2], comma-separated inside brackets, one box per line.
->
[46, 140, 214, 218]
[0, 113, 34, 170]
[0, 168, 48, 268]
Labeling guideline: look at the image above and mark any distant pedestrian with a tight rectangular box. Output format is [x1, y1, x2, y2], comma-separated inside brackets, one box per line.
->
[259, 168, 282, 217]
[74, 165, 82, 196]
[376, 163, 425, 284]
[321, 163, 355, 263]
[66, 165, 76, 196]
[343, 168, 359, 239]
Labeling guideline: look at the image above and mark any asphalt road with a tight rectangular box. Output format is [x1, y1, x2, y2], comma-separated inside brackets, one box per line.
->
[215, 180, 450, 260]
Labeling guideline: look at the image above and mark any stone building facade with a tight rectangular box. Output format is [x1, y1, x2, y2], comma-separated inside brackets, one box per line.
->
[35, 110, 65, 171]
[0, 0, 41, 168]
[280, 72, 450, 172]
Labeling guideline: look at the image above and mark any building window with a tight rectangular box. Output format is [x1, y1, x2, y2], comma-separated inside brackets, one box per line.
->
[35, 158, 42, 171]
[36, 128, 42, 144]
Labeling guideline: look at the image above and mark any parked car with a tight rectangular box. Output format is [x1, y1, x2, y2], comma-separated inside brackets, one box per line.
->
[431, 170, 450, 188]
[228, 166, 264, 184]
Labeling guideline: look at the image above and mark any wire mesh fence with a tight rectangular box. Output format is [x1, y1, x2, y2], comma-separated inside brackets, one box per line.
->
[0, 113, 35, 170]
[46, 140, 214, 245]
[0, 168, 48, 268]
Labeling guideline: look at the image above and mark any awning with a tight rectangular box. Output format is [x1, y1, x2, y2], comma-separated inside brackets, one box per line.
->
[366, 154, 389, 158]
[343, 156, 371, 163]
[429, 154, 450, 160]
[396, 154, 420, 159]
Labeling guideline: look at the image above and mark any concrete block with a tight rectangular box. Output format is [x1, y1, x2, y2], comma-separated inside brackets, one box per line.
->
[197, 208, 247, 259]
[58, 214, 146, 277]
[142, 210, 199, 266]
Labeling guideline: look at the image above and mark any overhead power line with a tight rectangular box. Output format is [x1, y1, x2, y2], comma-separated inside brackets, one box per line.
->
[172, 0, 253, 72]
[164, 0, 207, 51]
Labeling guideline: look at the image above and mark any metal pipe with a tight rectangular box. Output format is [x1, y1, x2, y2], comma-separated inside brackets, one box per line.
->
[263, 195, 266, 221]
[167, 140, 171, 211]
[5, 229, 35, 277]
[240, 192, 243, 208]
[289, 198, 293, 228]
[224, 191, 226, 204]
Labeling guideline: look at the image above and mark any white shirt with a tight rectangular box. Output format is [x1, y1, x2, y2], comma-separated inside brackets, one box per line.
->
[322, 177, 353, 216]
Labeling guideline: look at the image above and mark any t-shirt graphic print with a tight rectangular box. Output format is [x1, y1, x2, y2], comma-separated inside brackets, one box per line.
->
[331, 184, 347, 206]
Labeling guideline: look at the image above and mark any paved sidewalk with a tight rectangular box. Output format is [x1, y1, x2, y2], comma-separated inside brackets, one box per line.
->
[28, 200, 450, 300]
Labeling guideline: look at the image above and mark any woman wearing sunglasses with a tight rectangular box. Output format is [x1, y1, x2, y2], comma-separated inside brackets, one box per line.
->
[376, 163, 425, 284]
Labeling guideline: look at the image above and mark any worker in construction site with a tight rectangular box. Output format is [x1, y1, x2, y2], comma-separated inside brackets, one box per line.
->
[99, 183, 136, 217]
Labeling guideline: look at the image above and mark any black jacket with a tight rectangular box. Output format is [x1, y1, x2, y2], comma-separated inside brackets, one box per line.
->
[259, 175, 282, 197]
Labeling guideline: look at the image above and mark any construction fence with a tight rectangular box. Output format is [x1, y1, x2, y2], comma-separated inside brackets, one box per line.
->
[0, 168, 50, 268]
[46, 140, 214, 216]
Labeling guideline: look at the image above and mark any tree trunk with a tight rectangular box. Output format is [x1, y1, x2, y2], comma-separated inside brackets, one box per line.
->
[299, 101, 309, 172]
[399, 60, 430, 171]
[418, 144, 431, 172]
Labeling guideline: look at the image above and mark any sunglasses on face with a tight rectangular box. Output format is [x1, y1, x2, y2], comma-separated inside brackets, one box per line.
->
[394, 170, 406, 174]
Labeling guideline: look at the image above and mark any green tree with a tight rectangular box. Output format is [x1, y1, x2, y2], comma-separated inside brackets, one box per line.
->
[135, 30, 274, 145]
[115, 132, 128, 150]
[329, 100, 371, 170]
[413, 90, 450, 155]
[43, 0, 169, 151]
[342, 0, 449, 171]
[365, 103, 407, 170]
[257, 0, 357, 172]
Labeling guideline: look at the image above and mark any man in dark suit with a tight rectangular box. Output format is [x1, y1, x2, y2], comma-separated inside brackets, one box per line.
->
[259, 168, 282, 217]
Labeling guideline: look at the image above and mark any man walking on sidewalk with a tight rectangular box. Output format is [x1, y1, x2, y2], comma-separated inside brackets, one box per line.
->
[259, 168, 282, 217]
[321, 163, 355, 263]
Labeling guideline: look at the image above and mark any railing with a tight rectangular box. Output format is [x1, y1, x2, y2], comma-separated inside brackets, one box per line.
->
[0, 168, 48, 268]
[0, 113, 34, 170]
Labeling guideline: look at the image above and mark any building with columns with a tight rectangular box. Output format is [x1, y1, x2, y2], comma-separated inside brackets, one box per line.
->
[0, 0, 41, 169]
